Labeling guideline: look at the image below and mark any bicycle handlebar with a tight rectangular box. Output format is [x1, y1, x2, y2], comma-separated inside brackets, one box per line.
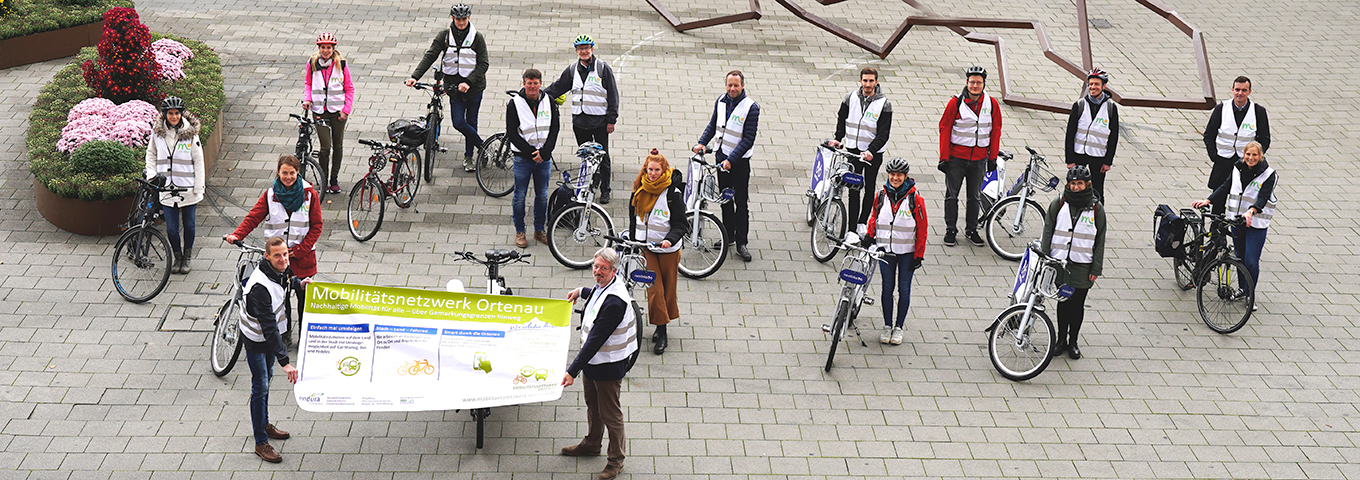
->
[357, 139, 395, 149]
[229, 239, 268, 254]
[453, 249, 531, 266]
[603, 234, 655, 250]
[135, 176, 187, 195]
[289, 112, 329, 127]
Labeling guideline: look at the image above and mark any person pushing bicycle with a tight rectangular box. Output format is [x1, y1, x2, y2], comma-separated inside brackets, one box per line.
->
[405, 3, 490, 173]
[859, 157, 926, 345]
[1038, 165, 1106, 360]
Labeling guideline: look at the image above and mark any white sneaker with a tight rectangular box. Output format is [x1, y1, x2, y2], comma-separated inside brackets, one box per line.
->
[879, 327, 892, 344]
[890, 327, 904, 345]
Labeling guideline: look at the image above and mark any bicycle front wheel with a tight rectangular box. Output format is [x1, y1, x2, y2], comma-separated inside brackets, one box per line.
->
[988, 304, 1055, 381]
[347, 176, 386, 242]
[811, 198, 847, 263]
[424, 112, 440, 183]
[1197, 258, 1254, 334]
[678, 210, 729, 279]
[477, 132, 514, 198]
[547, 203, 615, 269]
[984, 197, 1046, 261]
[805, 193, 817, 226]
[211, 297, 244, 376]
[825, 298, 851, 372]
[111, 226, 173, 303]
[393, 150, 421, 209]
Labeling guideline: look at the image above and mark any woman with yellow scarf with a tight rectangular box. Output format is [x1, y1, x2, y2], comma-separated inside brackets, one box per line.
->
[628, 149, 689, 355]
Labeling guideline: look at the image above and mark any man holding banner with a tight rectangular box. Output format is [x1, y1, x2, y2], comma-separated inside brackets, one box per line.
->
[561, 247, 637, 480]
[241, 237, 300, 463]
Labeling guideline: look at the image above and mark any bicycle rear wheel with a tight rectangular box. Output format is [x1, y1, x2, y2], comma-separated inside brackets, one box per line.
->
[547, 203, 615, 269]
[393, 150, 421, 209]
[984, 197, 1046, 261]
[477, 132, 514, 198]
[988, 304, 1055, 381]
[111, 226, 173, 303]
[811, 198, 846, 263]
[678, 211, 729, 279]
[211, 297, 244, 376]
[1197, 258, 1254, 334]
[825, 298, 851, 371]
[347, 176, 386, 242]
[805, 193, 817, 226]
[301, 156, 325, 195]
[1171, 221, 1201, 290]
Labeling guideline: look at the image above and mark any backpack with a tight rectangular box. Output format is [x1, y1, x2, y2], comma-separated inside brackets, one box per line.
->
[1152, 204, 1187, 258]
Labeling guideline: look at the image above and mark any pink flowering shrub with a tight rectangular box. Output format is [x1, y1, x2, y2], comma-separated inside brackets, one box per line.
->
[57, 98, 158, 153]
[66, 97, 116, 123]
[151, 39, 193, 81]
[151, 39, 193, 60]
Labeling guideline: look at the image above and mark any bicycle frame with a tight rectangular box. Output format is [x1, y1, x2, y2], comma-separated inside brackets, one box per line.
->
[994, 147, 1058, 232]
[808, 145, 865, 213]
[685, 151, 733, 234]
[989, 243, 1071, 336]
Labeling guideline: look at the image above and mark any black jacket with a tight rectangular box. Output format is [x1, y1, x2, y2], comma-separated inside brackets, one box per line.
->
[627, 169, 690, 248]
[1206, 158, 1277, 228]
[697, 92, 760, 165]
[410, 22, 490, 97]
[1064, 93, 1120, 166]
[243, 258, 292, 366]
[567, 279, 630, 381]
[833, 88, 892, 154]
[542, 56, 620, 128]
[505, 89, 561, 160]
[1203, 101, 1270, 162]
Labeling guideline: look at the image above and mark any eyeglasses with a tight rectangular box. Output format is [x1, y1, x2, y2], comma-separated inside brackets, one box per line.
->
[591, 263, 614, 271]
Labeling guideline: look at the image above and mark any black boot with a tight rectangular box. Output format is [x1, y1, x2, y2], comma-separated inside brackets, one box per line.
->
[171, 252, 185, 275]
[180, 248, 193, 274]
[651, 325, 668, 355]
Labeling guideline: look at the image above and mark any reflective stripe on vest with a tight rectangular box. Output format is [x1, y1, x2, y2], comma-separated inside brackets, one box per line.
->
[1073, 99, 1112, 157]
[441, 25, 478, 77]
[846, 91, 887, 153]
[238, 267, 288, 343]
[571, 59, 608, 116]
[950, 92, 992, 148]
[309, 62, 346, 114]
[1215, 100, 1258, 158]
[154, 135, 195, 188]
[873, 192, 916, 255]
[1227, 166, 1277, 229]
[510, 94, 552, 153]
[1050, 202, 1098, 264]
[715, 96, 755, 159]
[633, 191, 681, 253]
[580, 277, 637, 364]
[263, 183, 314, 248]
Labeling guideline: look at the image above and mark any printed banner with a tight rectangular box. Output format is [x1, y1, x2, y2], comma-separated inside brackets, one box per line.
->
[293, 282, 573, 412]
[809, 147, 831, 197]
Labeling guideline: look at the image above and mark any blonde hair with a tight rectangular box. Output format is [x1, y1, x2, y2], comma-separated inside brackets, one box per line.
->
[1243, 141, 1264, 156]
[632, 149, 671, 190]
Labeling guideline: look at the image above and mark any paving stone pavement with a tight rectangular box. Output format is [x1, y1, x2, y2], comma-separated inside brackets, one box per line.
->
[2, 0, 1359, 477]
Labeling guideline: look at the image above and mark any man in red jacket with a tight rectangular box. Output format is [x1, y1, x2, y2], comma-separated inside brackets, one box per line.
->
[937, 66, 1002, 247]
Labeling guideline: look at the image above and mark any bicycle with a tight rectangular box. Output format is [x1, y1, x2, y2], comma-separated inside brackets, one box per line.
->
[409, 82, 448, 183]
[209, 240, 268, 376]
[982, 146, 1060, 261]
[287, 111, 328, 195]
[470, 91, 519, 198]
[346, 138, 422, 241]
[546, 142, 616, 269]
[111, 176, 186, 303]
[1165, 207, 1255, 334]
[678, 147, 731, 279]
[821, 232, 888, 371]
[807, 141, 866, 263]
[985, 241, 1070, 381]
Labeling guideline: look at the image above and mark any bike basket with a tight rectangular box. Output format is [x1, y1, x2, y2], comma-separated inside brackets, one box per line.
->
[839, 269, 869, 285]
[629, 270, 657, 285]
[699, 173, 732, 204]
[386, 119, 427, 146]
[1028, 161, 1060, 192]
[562, 158, 600, 192]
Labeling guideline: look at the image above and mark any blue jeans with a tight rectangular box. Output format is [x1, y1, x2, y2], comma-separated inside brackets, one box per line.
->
[448, 91, 483, 158]
[512, 155, 552, 233]
[1232, 226, 1268, 291]
[878, 254, 915, 328]
[162, 204, 196, 253]
[245, 349, 275, 446]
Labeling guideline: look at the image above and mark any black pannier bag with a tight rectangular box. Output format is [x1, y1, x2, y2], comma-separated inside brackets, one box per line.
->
[387, 119, 427, 146]
[1153, 204, 1187, 258]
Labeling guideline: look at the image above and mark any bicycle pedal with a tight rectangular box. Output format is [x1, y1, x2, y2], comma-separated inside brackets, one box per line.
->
[438, 147, 449, 153]
[861, 297, 874, 306]
[821, 324, 832, 333]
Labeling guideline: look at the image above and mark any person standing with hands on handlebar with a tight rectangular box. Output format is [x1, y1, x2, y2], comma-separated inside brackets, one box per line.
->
[303, 32, 354, 194]
[1192, 141, 1276, 312]
[862, 158, 926, 345]
[1039, 165, 1106, 360]
[628, 149, 689, 355]
[694, 70, 759, 262]
[406, 3, 490, 173]
[543, 34, 620, 203]
[507, 69, 561, 248]
[937, 66, 1002, 248]
[239, 236, 302, 464]
[144, 96, 204, 275]
[830, 66, 892, 234]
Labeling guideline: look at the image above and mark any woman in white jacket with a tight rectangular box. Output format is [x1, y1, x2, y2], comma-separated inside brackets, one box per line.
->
[144, 96, 205, 274]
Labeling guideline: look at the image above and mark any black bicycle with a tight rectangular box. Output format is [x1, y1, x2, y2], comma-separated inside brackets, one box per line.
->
[472, 90, 522, 198]
[111, 176, 186, 303]
[287, 111, 328, 195]
[1166, 207, 1255, 334]
[410, 82, 448, 183]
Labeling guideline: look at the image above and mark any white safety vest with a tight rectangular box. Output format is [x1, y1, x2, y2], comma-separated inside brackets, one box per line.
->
[1227, 166, 1277, 229]
[238, 266, 289, 343]
[714, 96, 755, 159]
[1072, 99, 1112, 157]
[440, 25, 477, 78]
[263, 183, 315, 248]
[873, 192, 917, 255]
[153, 135, 196, 188]
[571, 59, 609, 116]
[1215, 100, 1259, 158]
[845, 91, 887, 153]
[510, 93, 552, 153]
[633, 191, 681, 254]
[1050, 202, 1098, 264]
[950, 93, 993, 148]
[309, 61, 346, 114]
[580, 277, 637, 364]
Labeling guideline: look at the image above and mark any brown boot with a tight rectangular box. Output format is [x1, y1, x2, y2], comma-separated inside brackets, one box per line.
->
[254, 443, 282, 463]
[598, 463, 623, 479]
[534, 231, 548, 245]
[264, 423, 290, 440]
[515, 232, 529, 248]
[559, 444, 601, 456]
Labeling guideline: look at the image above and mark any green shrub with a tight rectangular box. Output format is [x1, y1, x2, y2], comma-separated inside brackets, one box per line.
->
[0, 0, 133, 40]
[69, 139, 138, 176]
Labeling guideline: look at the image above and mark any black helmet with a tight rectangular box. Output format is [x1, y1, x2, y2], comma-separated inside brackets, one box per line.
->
[885, 157, 910, 174]
[965, 65, 987, 80]
[1086, 68, 1109, 84]
[160, 96, 185, 112]
[1067, 164, 1092, 182]
[449, 3, 471, 17]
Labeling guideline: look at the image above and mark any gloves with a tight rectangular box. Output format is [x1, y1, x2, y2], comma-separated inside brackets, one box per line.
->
[859, 235, 876, 249]
[937, 158, 949, 174]
[988, 159, 997, 172]
[911, 257, 923, 271]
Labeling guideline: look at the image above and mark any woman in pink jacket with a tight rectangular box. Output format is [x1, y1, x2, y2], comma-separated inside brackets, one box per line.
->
[302, 32, 355, 194]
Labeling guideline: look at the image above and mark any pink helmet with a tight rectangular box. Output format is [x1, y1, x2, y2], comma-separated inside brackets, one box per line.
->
[316, 32, 338, 45]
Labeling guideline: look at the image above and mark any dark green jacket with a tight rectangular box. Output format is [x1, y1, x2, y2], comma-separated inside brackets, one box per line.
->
[410, 23, 489, 97]
[1039, 195, 1106, 289]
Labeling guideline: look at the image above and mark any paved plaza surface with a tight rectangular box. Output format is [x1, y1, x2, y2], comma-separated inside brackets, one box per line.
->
[2, 0, 1359, 477]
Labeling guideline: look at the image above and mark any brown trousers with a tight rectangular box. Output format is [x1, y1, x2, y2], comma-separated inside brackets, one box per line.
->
[314, 111, 347, 185]
[643, 250, 680, 325]
[582, 377, 625, 466]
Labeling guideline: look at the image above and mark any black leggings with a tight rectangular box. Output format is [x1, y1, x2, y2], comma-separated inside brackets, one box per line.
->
[1056, 287, 1090, 345]
[846, 150, 883, 227]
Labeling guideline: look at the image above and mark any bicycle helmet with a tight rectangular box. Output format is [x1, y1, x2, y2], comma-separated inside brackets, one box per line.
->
[576, 141, 604, 157]
[315, 32, 337, 45]
[965, 65, 987, 80]
[885, 157, 910, 174]
[449, 3, 471, 18]
[573, 34, 594, 47]
[1067, 164, 1092, 182]
[1086, 68, 1109, 84]
[160, 96, 185, 112]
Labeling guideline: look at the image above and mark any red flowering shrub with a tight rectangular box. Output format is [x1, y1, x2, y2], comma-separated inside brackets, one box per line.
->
[81, 7, 160, 104]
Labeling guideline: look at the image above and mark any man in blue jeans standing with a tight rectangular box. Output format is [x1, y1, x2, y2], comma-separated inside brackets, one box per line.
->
[240, 236, 300, 463]
[406, 3, 490, 173]
[506, 69, 561, 248]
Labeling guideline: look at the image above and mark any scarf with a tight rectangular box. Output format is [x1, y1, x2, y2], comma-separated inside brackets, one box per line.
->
[317, 58, 333, 69]
[884, 178, 914, 205]
[272, 178, 306, 213]
[632, 169, 672, 219]
[1062, 184, 1095, 213]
